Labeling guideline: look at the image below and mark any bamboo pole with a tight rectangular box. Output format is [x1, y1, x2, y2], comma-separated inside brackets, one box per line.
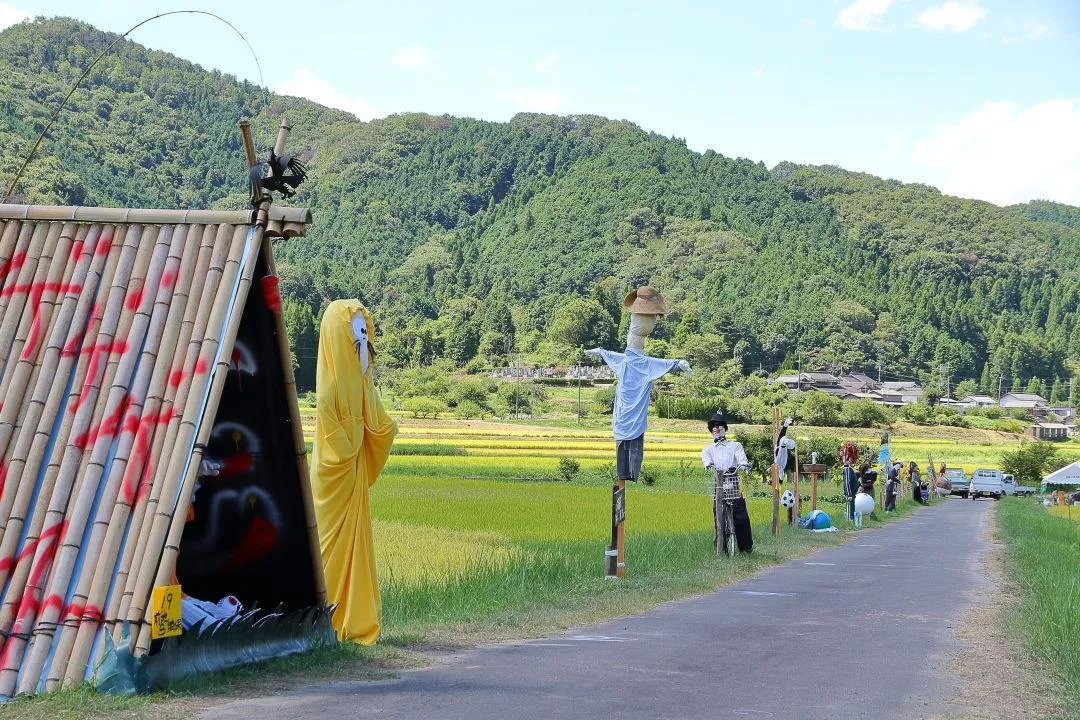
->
[0, 224, 139, 698]
[3, 223, 73, 444]
[242, 118, 327, 603]
[0, 223, 85, 532]
[40, 226, 174, 690]
[129, 224, 251, 654]
[0, 222, 52, 459]
[0, 222, 54, 371]
[0, 220, 35, 347]
[63, 222, 199, 687]
[0, 227, 114, 621]
[14, 223, 147, 693]
[0, 204, 310, 226]
[108, 223, 222, 639]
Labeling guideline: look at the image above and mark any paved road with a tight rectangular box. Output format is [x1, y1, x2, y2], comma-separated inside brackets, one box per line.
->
[206, 499, 993, 720]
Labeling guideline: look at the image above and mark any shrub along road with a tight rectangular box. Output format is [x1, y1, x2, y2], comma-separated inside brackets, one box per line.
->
[206, 500, 994, 720]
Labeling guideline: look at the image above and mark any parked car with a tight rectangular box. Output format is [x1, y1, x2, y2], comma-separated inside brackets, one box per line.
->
[944, 468, 969, 498]
[969, 469, 1003, 500]
[1001, 474, 1036, 496]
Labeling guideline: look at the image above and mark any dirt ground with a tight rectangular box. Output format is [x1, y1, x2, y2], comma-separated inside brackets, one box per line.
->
[937, 516, 1063, 720]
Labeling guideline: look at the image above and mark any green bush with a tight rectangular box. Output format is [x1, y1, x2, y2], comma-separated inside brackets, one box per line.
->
[594, 385, 617, 413]
[455, 400, 484, 419]
[403, 396, 449, 418]
[557, 457, 580, 482]
[448, 379, 490, 407]
[840, 398, 891, 428]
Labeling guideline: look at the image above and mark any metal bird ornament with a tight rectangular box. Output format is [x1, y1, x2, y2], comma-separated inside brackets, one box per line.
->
[250, 150, 308, 200]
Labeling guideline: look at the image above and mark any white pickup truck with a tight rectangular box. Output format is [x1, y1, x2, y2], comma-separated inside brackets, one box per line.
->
[1001, 474, 1036, 496]
[969, 469, 1003, 500]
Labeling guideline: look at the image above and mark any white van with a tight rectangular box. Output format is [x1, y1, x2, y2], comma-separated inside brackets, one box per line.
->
[969, 469, 1003, 500]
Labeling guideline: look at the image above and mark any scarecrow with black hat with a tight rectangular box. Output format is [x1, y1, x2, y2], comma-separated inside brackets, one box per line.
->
[585, 286, 691, 576]
[702, 410, 754, 553]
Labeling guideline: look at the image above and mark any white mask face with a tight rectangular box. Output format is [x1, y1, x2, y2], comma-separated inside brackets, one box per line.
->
[626, 313, 658, 350]
[351, 313, 369, 374]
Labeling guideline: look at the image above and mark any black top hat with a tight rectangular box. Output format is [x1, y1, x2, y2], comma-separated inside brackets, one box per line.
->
[707, 410, 728, 431]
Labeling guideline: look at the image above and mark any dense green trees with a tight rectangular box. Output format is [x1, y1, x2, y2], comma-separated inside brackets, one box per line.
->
[2, 18, 1078, 395]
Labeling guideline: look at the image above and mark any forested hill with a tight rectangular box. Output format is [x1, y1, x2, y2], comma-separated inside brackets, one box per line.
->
[2, 18, 1078, 398]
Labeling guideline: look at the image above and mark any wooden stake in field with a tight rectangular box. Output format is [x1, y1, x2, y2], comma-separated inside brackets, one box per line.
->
[791, 444, 800, 524]
[805, 464, 826, 512]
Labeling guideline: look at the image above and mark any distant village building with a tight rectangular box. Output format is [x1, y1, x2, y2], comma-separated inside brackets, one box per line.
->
[1028, 422, 1070, 441]
[770, 372, 923, 407]
[958, 394, 997, 408]
[999, 392, 1048, 410]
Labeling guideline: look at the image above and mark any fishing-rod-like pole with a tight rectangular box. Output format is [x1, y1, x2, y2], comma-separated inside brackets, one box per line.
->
[3, 9, 263, 202]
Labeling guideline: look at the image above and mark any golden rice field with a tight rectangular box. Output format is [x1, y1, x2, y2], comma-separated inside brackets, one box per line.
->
[1047, 505, 1080, 522]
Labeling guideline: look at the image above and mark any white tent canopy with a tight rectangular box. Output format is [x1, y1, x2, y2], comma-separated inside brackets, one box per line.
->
[1041, 460, 1080, 487]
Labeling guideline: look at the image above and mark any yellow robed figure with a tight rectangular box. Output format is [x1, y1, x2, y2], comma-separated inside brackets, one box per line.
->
[311, 300, 397, 642]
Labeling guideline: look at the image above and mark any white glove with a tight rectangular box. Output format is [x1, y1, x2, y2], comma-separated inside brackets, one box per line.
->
[677, 359, 692, 375]
[584, 348, 604, 359]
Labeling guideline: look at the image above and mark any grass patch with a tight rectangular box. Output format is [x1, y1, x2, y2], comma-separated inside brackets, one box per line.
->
[998, 499, 1080, 715]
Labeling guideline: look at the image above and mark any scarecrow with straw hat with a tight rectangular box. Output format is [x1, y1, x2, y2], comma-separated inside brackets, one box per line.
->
[585, 286, 691, 577]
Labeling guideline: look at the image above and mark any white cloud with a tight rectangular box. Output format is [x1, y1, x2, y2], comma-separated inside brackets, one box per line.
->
[912, 98, 1080, 205]
[393, 46, 431, 70]
[1023, 20, 1049, 39]
[916, 1, 987, 32]
[751, 66, 765, 80]
[0, 3, 30, 31]
[835, 0, 894, 30]
[275, 68, 381, 121]
[534, 53, 560, 72]
[626, 84, 641, 94]
[499, 87, 571, 113]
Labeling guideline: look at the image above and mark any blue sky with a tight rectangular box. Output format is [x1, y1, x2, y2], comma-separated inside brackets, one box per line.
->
[2, 0, 1078, 205]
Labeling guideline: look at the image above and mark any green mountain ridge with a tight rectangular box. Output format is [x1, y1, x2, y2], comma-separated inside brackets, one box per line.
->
[1, 18, 1078, 398]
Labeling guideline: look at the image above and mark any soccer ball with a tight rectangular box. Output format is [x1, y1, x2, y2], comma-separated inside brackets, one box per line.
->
[780, 490, 795, 508]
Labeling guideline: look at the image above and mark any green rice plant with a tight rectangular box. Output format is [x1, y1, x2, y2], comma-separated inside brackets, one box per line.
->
[998, 500, 1080, 713]
[389, 443, 469, 456]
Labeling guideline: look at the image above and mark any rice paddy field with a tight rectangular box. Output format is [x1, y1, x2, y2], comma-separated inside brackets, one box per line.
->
[298, 397, 1031, 643]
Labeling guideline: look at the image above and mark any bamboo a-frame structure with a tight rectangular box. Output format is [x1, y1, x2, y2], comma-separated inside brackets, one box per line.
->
[0, 120, 326, 698]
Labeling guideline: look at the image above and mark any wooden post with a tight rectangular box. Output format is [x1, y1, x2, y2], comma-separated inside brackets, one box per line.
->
[792, 445, 800, 524]
[771, 408, 781, 537]
[804, 464, 826, 512]
[606, 477, 626, 578]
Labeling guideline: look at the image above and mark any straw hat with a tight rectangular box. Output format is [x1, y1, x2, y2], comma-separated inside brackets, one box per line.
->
[622, 286, 670, 315]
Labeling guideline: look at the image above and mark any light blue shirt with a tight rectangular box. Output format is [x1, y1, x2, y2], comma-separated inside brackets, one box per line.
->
[596, 348, 683, 441]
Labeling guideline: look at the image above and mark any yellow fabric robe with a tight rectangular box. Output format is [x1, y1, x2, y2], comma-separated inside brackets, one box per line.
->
[311, 300, 397, 642]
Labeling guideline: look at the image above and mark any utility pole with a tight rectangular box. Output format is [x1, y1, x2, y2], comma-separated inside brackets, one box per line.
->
[877, 358, 882, 384]
[997, 375, 1004, 401]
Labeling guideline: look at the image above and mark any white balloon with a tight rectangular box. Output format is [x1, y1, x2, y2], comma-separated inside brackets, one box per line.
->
[854, 493, 874, 515]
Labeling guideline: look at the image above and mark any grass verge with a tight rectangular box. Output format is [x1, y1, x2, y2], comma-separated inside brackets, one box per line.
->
[998, 499, 1080, 717]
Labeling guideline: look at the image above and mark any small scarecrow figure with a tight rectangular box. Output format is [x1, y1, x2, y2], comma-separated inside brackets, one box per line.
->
[586, 286, 690, 577]
[311, 300, 398, 642]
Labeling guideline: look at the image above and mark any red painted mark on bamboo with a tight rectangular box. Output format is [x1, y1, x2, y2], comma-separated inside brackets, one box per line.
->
[119, 407, 176, 504]
[73, 393, 132, 449]
[4, 520, 68, 641]
[0, 281, 82, 299]
[66, 340, 129, 416]
[160, 270, 176, 290]
[0, 461, 6, 504]
[168, 357, 210, 390]
[0, 251, 26, 285]
[125, 286, 144, 312]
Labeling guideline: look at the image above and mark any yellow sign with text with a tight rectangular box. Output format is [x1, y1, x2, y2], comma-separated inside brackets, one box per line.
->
[150, 584, 183, 639]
